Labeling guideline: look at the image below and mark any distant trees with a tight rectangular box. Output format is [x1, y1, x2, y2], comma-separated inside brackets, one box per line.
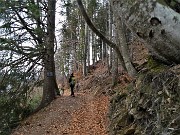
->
[56, 0, 115, 76]
[56, 0, 137, 82]
[56, 0, 81, 76]
[76, 0, 137, 77]
[55, 0, 135, 90]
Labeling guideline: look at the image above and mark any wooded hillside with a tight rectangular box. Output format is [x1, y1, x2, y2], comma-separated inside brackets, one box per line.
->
[0, 0, 180, 134]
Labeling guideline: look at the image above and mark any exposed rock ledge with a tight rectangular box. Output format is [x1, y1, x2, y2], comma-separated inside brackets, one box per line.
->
[109, 64, 180, 135]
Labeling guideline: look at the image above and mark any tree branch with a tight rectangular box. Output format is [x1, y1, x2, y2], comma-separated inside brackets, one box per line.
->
[76, 0, 126, 70]
[14, 10, 42, 44]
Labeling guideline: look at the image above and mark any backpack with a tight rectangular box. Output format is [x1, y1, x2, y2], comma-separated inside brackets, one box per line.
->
[70, 77, 75, 86]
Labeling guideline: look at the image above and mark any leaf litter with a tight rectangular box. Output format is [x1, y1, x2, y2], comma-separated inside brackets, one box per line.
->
[12, 63, 110, 135]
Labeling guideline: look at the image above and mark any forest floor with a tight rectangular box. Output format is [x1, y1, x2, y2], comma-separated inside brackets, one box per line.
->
[12, 89, 109, 135]
[12, 90, 109, 135]
[12, 62, 111, 135]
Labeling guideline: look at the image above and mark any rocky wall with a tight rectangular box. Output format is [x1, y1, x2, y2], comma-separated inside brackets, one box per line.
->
[109, 65, 180, 135]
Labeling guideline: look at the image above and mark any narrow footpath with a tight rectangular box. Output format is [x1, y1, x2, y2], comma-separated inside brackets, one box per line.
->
[12, 90, 109, 135]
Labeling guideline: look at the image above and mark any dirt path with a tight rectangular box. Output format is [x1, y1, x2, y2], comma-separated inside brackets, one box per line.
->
[12, 90, 109, 135]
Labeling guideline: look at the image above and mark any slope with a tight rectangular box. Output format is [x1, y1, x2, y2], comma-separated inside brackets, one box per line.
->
[12, 62, 110, 135]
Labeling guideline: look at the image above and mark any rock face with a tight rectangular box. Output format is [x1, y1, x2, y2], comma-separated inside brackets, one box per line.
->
[112, 0, 180, 65]
[109, 65, 180, 135]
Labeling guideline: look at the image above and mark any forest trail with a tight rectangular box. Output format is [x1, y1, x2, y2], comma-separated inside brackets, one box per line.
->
[12, 89, 109, 135]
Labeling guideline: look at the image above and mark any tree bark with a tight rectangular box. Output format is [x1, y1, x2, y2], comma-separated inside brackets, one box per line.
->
[111, 0, 180, 65]
[83, 13, 88, 76]
[108, 3, 113, 71]
[112, 50, 119, 86]
[38, 0, 58, 109]
[111, 1, 137, 77]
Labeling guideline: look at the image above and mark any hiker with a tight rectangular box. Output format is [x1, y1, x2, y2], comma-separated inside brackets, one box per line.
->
[69, 73, 75, 97]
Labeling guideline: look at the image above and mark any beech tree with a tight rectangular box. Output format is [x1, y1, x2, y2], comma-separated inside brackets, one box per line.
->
[111, 0, 180, 65]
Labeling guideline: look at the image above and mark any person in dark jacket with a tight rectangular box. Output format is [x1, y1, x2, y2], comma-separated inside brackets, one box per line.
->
[69, 73, 75, 97]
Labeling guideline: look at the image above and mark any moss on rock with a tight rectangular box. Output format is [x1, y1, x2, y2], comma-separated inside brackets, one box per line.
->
[109, 63, 180, 135]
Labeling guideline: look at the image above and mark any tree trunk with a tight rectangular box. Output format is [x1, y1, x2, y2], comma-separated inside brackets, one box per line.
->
[111, 0, 180, 65]
[87, 28, 90, 68]
[112, 50, 119, 86]
[111, 1, 137, 77]
[94, 36, 98, 63]
[38, 0, 57, 109]
[99, 38, 103, 60]
[92, 31, 95, 65]
[83, 14, 88, 76]
[108, 3, 113, 71]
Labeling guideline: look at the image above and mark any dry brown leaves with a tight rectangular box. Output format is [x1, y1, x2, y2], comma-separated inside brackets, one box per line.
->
[68, 95, 109, 135]
[12, 61, 116, 135]
[12, 90, 109, 135]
